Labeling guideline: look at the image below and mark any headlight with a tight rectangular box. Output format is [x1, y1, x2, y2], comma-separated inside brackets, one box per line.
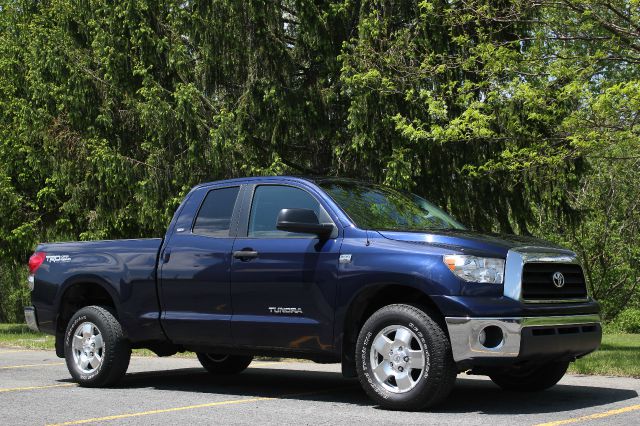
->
[443, 255, 505, 284]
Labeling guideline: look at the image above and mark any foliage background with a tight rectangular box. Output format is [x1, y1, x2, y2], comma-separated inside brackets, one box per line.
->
[0, 0, 638, 323]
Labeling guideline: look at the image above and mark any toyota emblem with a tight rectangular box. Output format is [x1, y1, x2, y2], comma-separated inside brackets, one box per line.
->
[552, 272, 565, 288]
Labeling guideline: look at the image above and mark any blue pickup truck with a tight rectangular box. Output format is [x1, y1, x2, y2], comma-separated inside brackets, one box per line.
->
[24, 176, 601, 410]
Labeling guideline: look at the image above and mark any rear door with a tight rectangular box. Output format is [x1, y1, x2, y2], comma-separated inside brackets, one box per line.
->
[230, 183, 341, 352]
[159, 185, 241, 345]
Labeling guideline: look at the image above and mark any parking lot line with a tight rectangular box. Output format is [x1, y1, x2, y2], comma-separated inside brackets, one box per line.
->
[46, 387, 352, 426]
[47, 396, 275, 425]
[0, 349, 30, 354]
[0, 362, 64, 370]
[248, 362, 279, 367]
[535, 403, 640, 426]
[0, 383, 76, 393]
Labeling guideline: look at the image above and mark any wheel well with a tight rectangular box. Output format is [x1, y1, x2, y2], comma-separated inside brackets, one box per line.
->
[340, 284, 444, 377]
[55, 282, 117, 356]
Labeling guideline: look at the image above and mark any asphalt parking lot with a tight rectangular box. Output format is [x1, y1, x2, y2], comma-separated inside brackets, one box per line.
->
[1, 347, 639, 425]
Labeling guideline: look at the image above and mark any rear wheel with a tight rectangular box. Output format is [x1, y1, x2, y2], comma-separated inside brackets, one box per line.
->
[355, 304, 457, 411]
[64, 305, 131, 387]
[489, 360, 569, 391]
[196, 353, 253, 375]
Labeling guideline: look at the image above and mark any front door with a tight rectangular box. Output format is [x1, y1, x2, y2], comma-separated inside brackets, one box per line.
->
[230, 184, 341, 352]
[159, 185, 241, 346]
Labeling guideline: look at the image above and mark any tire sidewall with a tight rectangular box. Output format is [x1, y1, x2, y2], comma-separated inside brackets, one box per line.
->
[490, 360, 569, 391]
[196, 353, 253, 375]
[64, 308, 109, 384]
[356, 307, 437, 407]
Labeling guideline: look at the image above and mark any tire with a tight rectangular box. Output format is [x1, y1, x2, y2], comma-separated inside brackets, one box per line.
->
[489, 360, 569, 392]
[196, 353, 253, 375]
[64, 305, 131, 387]
[355, 304, 457, 411]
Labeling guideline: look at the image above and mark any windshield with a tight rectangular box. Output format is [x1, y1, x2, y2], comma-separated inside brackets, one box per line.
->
[318, 180, 465, 231]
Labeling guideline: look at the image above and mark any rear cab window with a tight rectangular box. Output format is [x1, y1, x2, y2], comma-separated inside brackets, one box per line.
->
[192, 186, 240, 237]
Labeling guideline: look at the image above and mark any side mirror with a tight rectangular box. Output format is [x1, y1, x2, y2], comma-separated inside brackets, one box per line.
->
[276, 208, 334, 238]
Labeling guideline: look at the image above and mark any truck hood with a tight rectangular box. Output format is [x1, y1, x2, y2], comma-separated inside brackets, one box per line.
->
[375, 229, 568, 258]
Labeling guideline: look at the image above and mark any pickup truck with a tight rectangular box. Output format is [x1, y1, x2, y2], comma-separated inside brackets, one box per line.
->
[24, 176, 601, 411]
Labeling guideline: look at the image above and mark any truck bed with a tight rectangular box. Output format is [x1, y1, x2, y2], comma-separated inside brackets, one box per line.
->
[32, 238, 165, 343]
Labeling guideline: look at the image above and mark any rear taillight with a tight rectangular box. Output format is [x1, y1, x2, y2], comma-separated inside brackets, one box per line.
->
[28, 252, 46, 274]
[28, 252, 46, 291]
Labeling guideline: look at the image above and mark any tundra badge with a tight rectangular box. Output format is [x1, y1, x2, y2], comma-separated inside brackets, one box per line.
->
[268, 307, 303, 314]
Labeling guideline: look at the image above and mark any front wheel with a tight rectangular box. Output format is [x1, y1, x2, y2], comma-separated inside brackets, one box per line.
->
[196, 353, 253, 375]
[489, 360, 569, 392]
[355, 304, 457, 411]
[64, 305, 131, 387]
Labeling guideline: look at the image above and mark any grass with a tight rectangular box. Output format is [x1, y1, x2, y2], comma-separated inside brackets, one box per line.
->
[569, 333, 640, 378]
[0, 323, 189, 358]
[0, 323, 55, 350]
[1, 324, 637, 377]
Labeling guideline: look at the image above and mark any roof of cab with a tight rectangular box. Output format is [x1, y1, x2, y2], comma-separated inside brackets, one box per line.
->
[192, 175, 367, 190]
[192, 176, 315, 190]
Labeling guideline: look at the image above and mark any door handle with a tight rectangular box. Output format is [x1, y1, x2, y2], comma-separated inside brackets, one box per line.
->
[162, 248, 171, 263]
[233, 250, 258, 260]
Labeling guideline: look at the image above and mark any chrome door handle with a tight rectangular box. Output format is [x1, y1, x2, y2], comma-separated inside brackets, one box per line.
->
[233, 250, 258, 260]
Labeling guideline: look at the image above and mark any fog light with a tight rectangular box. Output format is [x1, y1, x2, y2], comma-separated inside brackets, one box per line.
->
[478, 325, 504, 349]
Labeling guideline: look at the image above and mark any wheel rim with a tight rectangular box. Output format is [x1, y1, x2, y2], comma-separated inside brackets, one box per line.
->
[71, 321, 104, 374]
[369, 324, 426, 394]
[204, 354, 229, 363]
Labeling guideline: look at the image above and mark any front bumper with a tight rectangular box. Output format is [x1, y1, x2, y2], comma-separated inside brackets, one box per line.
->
[24, 306, 39, 332]
[445, 314, 601, 365]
